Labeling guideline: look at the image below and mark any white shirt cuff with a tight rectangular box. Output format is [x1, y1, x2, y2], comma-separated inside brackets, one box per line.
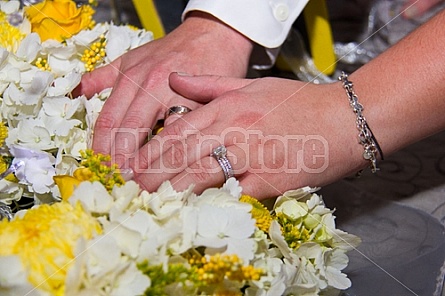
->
[183, 0, 308, 48]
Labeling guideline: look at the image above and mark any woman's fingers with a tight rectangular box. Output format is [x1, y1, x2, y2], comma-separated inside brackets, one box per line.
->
[166, 144, 239, 193]
[130, 107, 218, 191]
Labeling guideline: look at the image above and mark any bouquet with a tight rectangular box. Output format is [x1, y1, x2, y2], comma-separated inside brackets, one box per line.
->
[0, 1, 361, 295]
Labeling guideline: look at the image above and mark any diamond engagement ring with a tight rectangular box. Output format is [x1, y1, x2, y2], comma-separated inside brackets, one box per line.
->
[211, 145, 234, 181]
[164, 105, 192, 120]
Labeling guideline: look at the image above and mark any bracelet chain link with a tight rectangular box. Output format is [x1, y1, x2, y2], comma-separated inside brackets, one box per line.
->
[339, 72, 383, 174]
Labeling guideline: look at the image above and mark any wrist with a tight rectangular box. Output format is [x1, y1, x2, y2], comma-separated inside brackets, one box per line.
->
[311, 82, 374, 184]
[182, 11, 254, 72]
[338, 72, 384, 174]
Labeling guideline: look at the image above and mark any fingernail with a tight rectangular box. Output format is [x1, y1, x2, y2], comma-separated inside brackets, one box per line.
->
[176, 72, 191, 76]
[403, 6, 418, 19]
[120, 168, 134, 181]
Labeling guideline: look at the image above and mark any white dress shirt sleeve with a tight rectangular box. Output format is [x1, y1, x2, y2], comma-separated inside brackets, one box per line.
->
[183, 0, 308, 48]
[183, 0, 309, 68]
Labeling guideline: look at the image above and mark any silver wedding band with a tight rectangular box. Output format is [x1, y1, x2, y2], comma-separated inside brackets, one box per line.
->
[164, 105, 192, 120]
[211, 145, 234, 181]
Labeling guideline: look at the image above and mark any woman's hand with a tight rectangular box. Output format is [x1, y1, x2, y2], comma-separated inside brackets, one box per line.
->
[129, 73, 364, 200]
[75, 12, 253, 168]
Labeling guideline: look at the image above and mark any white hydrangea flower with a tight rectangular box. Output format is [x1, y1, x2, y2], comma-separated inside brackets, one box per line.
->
[47, 71, 81, 97]
[69, 181, 114, 214]
[41, 96, 82, 137]
[38, 39, 84, 76]
[103, 218, 144, 260]
[0, 180, 24, 205]
[54, 153, 80, 176]
[10, 145, 56, 194]
[194, 204, 256, 263]
[268, 220, 292, 260]
[16, 33, 41, 62]
[109, 180, 142, 212]
[54, 128, 88, 157]
[245, 257, 287, 296]
[145, 180, 195, 221]
[80, 91, 107, 147]
[5, 70, 53, 107]
[283, 284, 320, 296]
[293, 243, 327, 288]
[70, 23, 106, 47]
[191, 180, 250, 212]
[318, 248, 351, 290]
[0, 49, 21, 93]
[165, 206, 199, 254]
[104, 25, 133, 62]
[10, 118, 53, 150]
[222, 177, 243, 198]
[66, 235, 150, 296]
[105, 25, 153, 62]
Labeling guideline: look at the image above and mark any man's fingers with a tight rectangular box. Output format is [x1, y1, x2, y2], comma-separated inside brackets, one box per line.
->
[73, 59, 122, 98]
[91, 72, 144, 156]
[169, 73, 252, 103]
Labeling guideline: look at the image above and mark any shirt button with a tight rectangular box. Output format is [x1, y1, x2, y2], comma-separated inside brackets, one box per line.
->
[274, 4, 289, 22]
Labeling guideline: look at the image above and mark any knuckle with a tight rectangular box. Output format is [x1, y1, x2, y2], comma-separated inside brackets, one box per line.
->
[189, 170, 215, 184]
[120, 111, 146, 128]
[189, 168, 216, 185]
[163, 142, 187, 169]
[187, 158, 220, 184]
[94, 113, 116, 129]
[162, 122, 189, 137]
[131, 150, 149, 172]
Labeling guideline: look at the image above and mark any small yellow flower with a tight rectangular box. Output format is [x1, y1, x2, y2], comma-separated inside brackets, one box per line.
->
[240, 194, 272, 233]
[54, 150, 124, 200]
[25, 0, 95, 42]
[81, 35, 106, 72]
[79, 149, 125, 191]
[0, 202, 102, 295]
[34, 57, 51, 71]
[275, 212, 311, 250]
[192, 254, 263, 286]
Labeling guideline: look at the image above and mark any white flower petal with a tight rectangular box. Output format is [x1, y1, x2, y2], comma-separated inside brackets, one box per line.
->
[16, 33, 41, 62]
[47, 72, 81, 97]
[105, 25, 131, 62]
[69, 182, 114, 214]
[0, 256, 36, 296]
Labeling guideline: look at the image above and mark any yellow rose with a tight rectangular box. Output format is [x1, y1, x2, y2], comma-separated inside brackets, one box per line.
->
[25, 0, 95, 42]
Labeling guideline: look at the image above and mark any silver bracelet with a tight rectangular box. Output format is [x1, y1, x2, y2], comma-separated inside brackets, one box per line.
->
[339, 72, 383, 174]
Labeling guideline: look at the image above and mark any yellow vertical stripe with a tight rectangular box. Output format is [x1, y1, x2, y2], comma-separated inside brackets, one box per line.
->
[303, 0, 336, 75]
[132, 0, 165, 39]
